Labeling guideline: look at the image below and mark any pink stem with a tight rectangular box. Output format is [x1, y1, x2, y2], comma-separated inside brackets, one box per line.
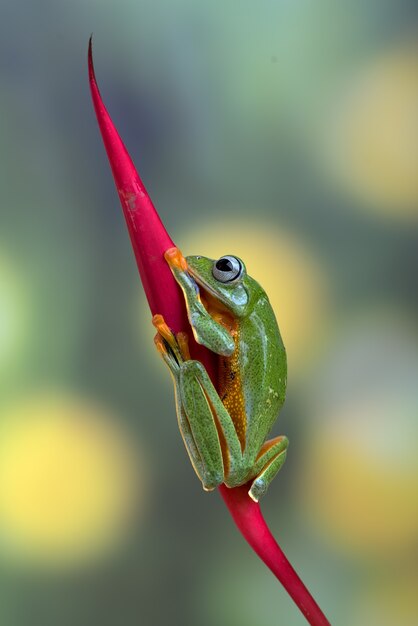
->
[88, 38, 330, 626]
[88, 37, 215, 379]
[219, 483, 330, 625]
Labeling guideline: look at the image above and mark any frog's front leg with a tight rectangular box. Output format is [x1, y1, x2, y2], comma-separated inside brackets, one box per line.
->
[164, 247, 235, 357]
[153, 315, 243, 491]
[247, 435, 289, 502]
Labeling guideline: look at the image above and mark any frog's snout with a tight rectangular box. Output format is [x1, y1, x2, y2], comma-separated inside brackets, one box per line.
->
[164, 247, 188, 272]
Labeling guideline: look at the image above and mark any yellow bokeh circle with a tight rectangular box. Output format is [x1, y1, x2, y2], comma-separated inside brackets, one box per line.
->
[0, 394, 142, 566]
[301, 395, 418, 558]
[322, 41, 418, 217]
[352, 572, 418, 626]
[299, 312, 418, 558]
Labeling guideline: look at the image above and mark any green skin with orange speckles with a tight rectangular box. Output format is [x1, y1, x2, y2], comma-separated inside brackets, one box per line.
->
[155, 253, 288, 502]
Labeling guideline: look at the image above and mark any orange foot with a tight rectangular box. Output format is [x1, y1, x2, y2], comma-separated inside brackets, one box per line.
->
[152, 314, 190, 361]
[164, 247, 188, 271]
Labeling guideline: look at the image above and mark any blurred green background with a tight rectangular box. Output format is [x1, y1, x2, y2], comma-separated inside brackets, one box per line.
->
[0, 1, 418, 624]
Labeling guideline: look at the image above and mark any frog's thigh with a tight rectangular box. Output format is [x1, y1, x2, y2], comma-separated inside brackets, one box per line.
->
[181, 360, 243, 474]
[154, 333, 208, 485]
[248, 435, 289, 502]
[180, 360, 226, 490]
[174, 382, 210, 487]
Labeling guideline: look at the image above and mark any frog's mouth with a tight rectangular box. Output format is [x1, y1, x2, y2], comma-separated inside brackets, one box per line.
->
[164, 246, 235, 319]
[187, 268, 235, 322]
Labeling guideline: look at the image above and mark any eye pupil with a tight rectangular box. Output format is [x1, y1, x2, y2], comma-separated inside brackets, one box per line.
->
[212, 256, 243, 283]
[216, 258, 234, 272]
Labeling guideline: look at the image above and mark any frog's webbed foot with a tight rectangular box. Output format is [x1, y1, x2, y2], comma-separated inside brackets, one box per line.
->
[247, 435, 289, 502]
[152, 313, 190, 373]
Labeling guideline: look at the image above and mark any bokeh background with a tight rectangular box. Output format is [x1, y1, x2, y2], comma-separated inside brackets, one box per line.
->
[1, 1, 417, 624]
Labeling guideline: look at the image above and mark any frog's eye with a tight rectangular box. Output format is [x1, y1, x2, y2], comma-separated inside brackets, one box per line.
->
[212, 256, 242, 283]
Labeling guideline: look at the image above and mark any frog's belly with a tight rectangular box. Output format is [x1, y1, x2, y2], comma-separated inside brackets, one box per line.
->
[217, 333, 247, 451]
[199, 289, 248, 452]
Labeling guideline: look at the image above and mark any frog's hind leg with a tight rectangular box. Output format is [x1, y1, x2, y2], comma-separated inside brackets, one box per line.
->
[154, 320, 225, 491]
[247, 435, 289, 502]
[154, 332, 208, 487]
[153, 315, 242, 491]
[179, 360, 230, 490]
[180, 360, 243, 484]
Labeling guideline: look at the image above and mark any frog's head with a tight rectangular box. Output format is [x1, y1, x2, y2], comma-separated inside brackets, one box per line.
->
[186, 254, 263, 318]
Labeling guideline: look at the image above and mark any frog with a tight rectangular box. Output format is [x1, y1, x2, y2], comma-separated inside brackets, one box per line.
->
[152, 247, 288, 502]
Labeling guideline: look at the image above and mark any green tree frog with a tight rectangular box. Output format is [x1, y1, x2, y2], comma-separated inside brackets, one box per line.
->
[153, 247, 288, 502]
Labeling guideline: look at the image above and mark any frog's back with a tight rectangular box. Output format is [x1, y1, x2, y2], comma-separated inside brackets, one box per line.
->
[218, 293, 287, 461]
[241, 295, 286, 459]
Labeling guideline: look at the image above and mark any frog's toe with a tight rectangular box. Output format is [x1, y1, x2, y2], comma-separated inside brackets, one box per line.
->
[201, 470, 224, 492]
[152, 314, 184, 362]
[248, 447, 287, 502]
[176, 331, 191, 361]
[153, 332, 180, 374]
[154, 332, 167, 355]
[152, 314, 174, 344]
[248, 478, 267, 502]
[164, 247, 188, 271]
